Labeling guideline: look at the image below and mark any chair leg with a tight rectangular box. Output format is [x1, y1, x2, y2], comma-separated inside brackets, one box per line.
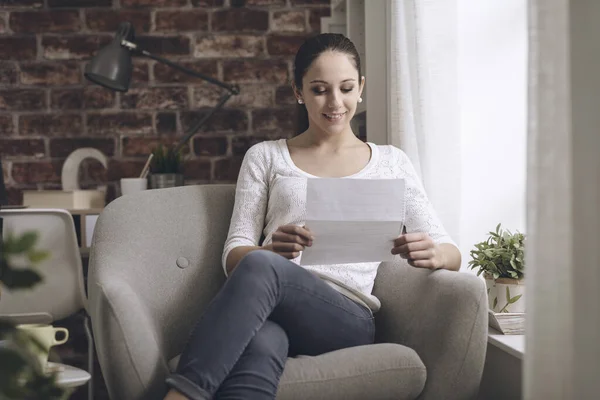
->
[84, 315, 94, 400]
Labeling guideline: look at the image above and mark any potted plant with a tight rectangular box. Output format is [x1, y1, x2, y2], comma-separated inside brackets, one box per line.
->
[149, 144, 185, 189]
[468, 223, 526, 313]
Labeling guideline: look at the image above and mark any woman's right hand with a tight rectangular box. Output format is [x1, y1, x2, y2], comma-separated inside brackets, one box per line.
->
[264, 225, 314, 259]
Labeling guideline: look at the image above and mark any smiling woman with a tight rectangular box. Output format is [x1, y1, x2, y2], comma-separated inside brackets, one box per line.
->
[163, 33, 461, 400]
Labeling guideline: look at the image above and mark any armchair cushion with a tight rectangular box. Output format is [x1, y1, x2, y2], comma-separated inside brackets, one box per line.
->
[168, 343, 426, 400]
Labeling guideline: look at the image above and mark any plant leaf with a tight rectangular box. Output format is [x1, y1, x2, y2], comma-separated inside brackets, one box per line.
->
[509, 294, 522, 304]
[1, 268, 43, 289]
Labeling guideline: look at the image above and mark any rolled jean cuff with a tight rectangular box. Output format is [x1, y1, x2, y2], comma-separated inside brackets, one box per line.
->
[165, 374, 211, 400]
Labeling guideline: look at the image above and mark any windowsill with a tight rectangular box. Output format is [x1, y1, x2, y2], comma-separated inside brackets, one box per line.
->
[487, 328, 525, 360]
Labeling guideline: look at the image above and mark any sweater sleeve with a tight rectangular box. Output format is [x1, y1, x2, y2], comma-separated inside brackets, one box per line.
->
[221, 143, 269, 274]
[395, 147, 457, 246]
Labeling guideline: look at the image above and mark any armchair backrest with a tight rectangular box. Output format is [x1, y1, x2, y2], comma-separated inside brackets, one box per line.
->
[88, 185, 234, 364]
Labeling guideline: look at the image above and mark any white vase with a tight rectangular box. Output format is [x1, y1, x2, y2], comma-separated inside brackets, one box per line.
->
[485, 274, 526, 313]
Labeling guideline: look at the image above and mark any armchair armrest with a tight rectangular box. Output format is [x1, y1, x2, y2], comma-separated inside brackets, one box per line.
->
[373, 262, 487, 400]
[89, 278, 169, 400]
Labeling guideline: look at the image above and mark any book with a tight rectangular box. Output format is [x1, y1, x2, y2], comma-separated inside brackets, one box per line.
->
[23, 190, 105, 210]
[488, 309, 525, 335]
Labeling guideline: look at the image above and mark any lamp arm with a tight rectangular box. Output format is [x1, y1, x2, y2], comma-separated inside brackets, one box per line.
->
[122, 39, 240, 95]
[121, 39, 240, 154]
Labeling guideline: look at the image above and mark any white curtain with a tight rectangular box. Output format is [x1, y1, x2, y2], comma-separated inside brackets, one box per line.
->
[388, 0, 462, 244]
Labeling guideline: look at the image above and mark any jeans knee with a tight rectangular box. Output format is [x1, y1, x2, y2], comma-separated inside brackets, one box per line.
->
[235, 249, 281, 278]
[247, 321, 289, 363]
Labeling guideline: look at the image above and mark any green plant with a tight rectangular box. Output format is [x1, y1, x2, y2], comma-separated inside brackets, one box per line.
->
[150, 144, 184, 174]
[0, 231, 69, 400]
[468, 223, 525, 280]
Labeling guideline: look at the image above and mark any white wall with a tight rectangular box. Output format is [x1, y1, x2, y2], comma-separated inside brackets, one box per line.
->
[457, 0, 527, 270]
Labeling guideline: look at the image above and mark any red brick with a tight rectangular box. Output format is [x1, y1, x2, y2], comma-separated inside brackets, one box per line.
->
[223, 59, 288, 84]
[0, 63, 17, 85]
[272, 10, 306, 33]
[122, 136, 184, 157]
[48, 0, 113, 7]
[9, 10, 80, 33]
[0, 139, 45, 157]
[275, 85, 296, 105]
[0, 89, 46, 110]
[0, 115, 13, 134]
[156, 112, 177, 134]
[49, 137, 115, 157]
[0, 0, 44, 7]
[0, 13, 6, 34]
[191, 84, 221, 108]
[213, 156, 242, 181]
[86, 10, 150, 33]
[20, 114, 83, 136]
[191, 0, 224, 6]
[130, 60, 149, 85]
[12, 161, 61, 184]
[267, 35, 307, 56]
[121, 87, 188, 110]
[245, 0, 285, 5]
[2, 159, 9, 183]
[87, 112, 153, 135]
[106, 159, 146, 180]
[193, 136, 227, 156]
[121, 0, 186, 7]
[194, 35, 264, 58]
[51, 87, 115, 110]
[212, 9, 268, 32]
[155, 10, 208, 33]
[181, 108, 247, 133]
[0, 37, 37, 61]
[135, 36, 190, 56]
[193, 84, 273, 109]
[252, 107, 295, 132]
[42, 35, 112, 60]
[308, 7, 330, 33]
[83, 158, 108, 181]
[183, 159, 211, 181]
[153, 60, 217, 84]
[5, 186, 22, 206]
[20, 62, 81, 86]
[290, 0, 328, 4]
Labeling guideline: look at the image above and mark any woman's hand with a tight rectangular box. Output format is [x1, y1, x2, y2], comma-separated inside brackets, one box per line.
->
[263, 225, 314, 259]
[392, 232, 445, 269]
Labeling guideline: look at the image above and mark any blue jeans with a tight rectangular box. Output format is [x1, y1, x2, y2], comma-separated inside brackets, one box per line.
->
[166, 250, 375, 400]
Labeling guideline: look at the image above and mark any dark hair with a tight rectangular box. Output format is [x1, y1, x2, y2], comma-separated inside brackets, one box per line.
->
[293, 33, 362, 134]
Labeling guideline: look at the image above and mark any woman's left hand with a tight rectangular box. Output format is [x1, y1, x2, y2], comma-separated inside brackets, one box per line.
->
[391, 232, 445, 269]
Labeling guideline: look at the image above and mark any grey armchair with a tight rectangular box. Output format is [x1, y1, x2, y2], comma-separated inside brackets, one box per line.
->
[88, 185, 487, 400]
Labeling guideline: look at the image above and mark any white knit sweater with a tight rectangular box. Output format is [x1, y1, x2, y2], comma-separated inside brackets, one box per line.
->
[222, 139, 456, 312]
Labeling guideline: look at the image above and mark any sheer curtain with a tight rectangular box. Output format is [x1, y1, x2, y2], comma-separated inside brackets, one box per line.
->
[388, 0, 461, 243]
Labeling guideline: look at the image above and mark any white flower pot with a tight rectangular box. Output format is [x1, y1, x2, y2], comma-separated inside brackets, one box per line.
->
[485, 275, 525, 313]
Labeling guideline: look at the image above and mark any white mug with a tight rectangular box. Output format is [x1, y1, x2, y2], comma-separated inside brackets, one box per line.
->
[120, 178, 148, 196]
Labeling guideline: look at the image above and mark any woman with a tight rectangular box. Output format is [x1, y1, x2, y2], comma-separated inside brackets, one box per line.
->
[165, 33, 461, 400]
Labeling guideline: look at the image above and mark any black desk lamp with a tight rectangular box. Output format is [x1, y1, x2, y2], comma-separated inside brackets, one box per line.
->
[85, 22, 240, 155]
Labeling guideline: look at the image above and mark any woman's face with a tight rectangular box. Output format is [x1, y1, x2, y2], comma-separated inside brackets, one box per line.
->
[298, 50, 364, 136]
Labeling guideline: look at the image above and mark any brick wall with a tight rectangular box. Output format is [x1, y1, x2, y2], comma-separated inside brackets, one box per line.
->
[0, 0, 331, 205]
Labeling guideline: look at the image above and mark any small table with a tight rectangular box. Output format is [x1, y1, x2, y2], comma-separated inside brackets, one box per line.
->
[48, 362, 91, 389]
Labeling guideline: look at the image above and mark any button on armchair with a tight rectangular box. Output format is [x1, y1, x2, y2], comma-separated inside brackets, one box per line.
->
[88, 185, 487, 400]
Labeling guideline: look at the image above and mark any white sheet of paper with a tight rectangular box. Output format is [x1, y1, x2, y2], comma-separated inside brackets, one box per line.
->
[300, 178, 405, 266]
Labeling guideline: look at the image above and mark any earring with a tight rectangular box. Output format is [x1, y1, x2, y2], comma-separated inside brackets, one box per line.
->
[297, 99, 304, 104]
[358, 97, 363, 103]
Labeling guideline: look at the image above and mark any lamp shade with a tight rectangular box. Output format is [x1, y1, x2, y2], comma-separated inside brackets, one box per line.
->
[84, 22, 136, 92]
